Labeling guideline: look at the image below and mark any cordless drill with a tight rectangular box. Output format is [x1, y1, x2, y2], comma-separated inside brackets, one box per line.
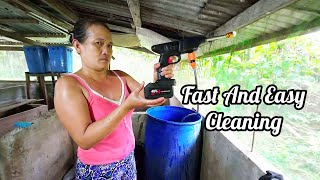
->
[144, 36, 206, 99]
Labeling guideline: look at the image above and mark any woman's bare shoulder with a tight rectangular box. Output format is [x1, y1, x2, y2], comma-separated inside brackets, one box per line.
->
[55, 75, 83, 94]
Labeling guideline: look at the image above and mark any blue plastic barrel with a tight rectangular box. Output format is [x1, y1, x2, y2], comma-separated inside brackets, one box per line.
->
[23, 46, 50, 73]
[48, 46, 73, 73]
[145, 106, 203, 180]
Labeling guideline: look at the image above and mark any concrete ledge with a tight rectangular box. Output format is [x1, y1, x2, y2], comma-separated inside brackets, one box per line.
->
[0, 104, 48, 136]
[0, 111, 74, 180]
[200, 131, 267, 180]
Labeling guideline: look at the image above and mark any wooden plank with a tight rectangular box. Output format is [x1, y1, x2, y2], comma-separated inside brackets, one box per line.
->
[127, 0, 142, 27]
[25, 72, 63, 77]
[0, 25, 15, 32]
[0, 99, 39, 113]
[25, 72, 31, 99]
[0, 33, 65, 39]
[40, 0, 79, 23]
[0, 19, 39, 24]
[0, 29, 46, 46]
[0, 46, 23, 51]
[208, 0, 300, 36]
[24, 33, 66, 38]
[10, 0, 73, 33]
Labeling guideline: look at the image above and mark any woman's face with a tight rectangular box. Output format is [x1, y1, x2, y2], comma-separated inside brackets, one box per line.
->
[75, 24, 113, 71]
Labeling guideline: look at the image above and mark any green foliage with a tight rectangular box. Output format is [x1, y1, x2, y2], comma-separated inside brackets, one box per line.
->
[175, 32, 320, 180]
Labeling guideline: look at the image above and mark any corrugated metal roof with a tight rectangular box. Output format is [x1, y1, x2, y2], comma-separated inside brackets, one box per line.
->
[4, 21, 62, 34]
[0, 1, 28, 18]
[202, 1, 320, 56]
[0, 0, 318, 55]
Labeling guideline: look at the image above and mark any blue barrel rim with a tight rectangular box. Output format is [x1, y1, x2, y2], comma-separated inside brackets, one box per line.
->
[146, 106, 203, 126]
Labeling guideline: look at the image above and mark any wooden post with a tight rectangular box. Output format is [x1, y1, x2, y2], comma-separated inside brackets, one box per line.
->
[25, 72, 31, 99]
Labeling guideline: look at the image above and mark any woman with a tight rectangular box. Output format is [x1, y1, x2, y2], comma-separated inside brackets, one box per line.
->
[54, 18, 174, 180]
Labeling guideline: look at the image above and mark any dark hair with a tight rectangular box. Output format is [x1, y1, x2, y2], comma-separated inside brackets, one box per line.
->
[69, 18, 110, 44]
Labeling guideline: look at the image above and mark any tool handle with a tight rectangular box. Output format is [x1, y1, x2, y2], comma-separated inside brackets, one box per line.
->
[157, 53, 181, 81]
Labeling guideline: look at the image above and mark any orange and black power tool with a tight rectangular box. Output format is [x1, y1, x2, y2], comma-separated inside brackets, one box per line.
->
[144, 32, 236, 99]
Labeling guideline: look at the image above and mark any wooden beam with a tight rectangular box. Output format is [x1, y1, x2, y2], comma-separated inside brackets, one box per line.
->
[0, 33, 66, 38]
[10, 0, 73, 33]
[112, 33, 140, 47]
[107, 24, 136, 34]
[0, 25, 15, 32]
[0, 1, 67, 34]
[208, 0, 300, 36]
[0, 19, 39, 24]
[0, 46, 23, 51]
[0, 29, 46, 46]
[0, 42, 24, 46]
[40, 0, 79, 23]
[24, 33, 66, 38]
[127, 0, 142, 28]
[202, 17, 320, 57]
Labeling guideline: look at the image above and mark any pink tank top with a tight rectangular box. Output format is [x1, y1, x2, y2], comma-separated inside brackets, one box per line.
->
[68, 71, 135, 165]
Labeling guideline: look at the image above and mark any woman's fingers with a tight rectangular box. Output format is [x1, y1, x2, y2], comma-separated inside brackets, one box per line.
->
[160, 64, 174, 77]
[144, 97, 165, 106]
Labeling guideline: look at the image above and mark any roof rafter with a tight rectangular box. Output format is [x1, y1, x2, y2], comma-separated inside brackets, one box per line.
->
[10, 0, 73, 33]
[127, 0, 142, 28]
[23, 33, 66, 38]
[208, 0, 300, 37]
[40, 0, 79, 23]
[0, 19, 39, 24]
[0, 29, 46, 46]
[0, 46, 23, 51]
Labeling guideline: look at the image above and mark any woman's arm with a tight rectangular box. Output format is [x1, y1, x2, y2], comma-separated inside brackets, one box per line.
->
[54, 76, 164, 150]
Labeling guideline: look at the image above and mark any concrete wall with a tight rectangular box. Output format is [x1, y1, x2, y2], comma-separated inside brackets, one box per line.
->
[132, 112, 147, 145]
[200, 131, 269, 180]
[0, 111, 74, 180]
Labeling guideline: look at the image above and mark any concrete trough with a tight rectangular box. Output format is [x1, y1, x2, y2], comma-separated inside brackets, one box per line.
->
[0, 111, 75, 180]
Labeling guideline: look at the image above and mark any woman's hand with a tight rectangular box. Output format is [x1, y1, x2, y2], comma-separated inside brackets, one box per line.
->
[124, 82, 166, 110]
[153, 63, 174, 82]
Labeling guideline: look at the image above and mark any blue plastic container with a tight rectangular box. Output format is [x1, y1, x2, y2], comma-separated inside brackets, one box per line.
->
[48, 46, 73, 73]
[145, 106, 203, 180]
[23, 46, 50, 73]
